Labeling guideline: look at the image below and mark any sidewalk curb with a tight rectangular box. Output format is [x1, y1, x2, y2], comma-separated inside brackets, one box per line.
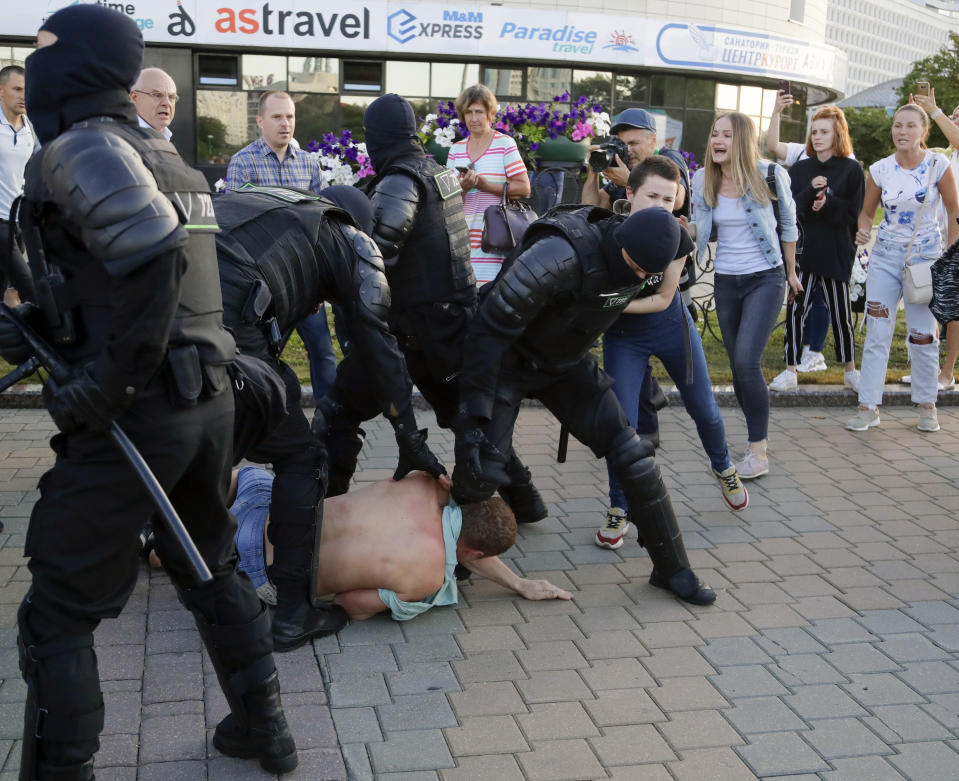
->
[2, 383, 957, 409]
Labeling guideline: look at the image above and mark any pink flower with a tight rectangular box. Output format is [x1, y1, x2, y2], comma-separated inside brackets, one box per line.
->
[571, 121, 593, 142]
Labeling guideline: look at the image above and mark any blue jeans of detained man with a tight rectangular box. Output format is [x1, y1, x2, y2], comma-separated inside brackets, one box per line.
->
[714, 267, 786, 443]
[603, 292, 732, 510]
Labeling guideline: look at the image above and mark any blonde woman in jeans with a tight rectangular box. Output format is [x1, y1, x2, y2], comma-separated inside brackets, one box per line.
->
[691, 112, 801, 478]
[848, 103, 959, 432]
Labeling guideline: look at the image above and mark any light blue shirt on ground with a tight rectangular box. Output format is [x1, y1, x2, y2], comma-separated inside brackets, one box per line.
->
[378, 498, 462, 621]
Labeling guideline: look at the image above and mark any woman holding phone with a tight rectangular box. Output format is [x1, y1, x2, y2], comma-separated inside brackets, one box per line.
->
[848, 103, 959, 433]
[447, 84, 530, 284]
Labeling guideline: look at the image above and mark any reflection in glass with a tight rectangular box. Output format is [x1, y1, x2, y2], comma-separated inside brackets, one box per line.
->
[655, 108, 686, 150]
[716, 83, 739, 111]
[482, 67, 523, 97]
[289, 57, 338, 93]
[739, 85, 763, 116]
[242, 55, 287, 92]
[652, 75, 687, 108]
[572, 70, 612, 106]
[527, 67, 571, 101]
[386, 61, 430, 96]
[343, 61, 383, 92]
[196, 90, 248, 164]
[686, 79, 716, 110]
[431, 63, 479, 99]
[0, 47, 32, 68]
[683, 110, 716, 162]
[615, 74, 648, 104]
[291, 93, 338, 148]
[339, 96, 377, 141]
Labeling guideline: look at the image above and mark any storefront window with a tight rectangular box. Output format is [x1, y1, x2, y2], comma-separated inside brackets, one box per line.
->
[241, 55, 286, 91]
[683, 109, 717, 161]
[342, 61, 382, 92]
[0, 46, 32, 68]
[482, 67, 523, 98]
[338, 96, 377, 140]
[572, 70, 612, 106]
[431, 63, 479, 100]
[651, 75, 686, 108]
[738, 85, 764, 117]
[386, 61, 430, 96]
[615, 74, 649, 104]
[716, 83, 739, 111]
[196, 90, 247, 164]
[288, 57, 338, 93]
[686, 79, 716, 110]
[527, 67, 571, 102]
[198, 54, 239, 87]
[291, 93, 338, 148]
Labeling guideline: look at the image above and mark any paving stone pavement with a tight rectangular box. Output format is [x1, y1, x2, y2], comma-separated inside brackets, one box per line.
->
[1, 402, 958, 780]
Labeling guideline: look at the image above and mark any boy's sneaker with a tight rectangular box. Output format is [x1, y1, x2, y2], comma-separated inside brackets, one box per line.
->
[712, 465, 748, 510]
[918, 406, 940, 432]
[595, 507, 631, 550]
[845, 407, 879, 431]
[733, 449, 769, 480]
[844, 370, 861, 392]
[797, 349, 827, 372]
[769, 369, 798, 391]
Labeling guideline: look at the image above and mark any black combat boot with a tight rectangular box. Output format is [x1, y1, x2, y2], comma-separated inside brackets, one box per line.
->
[498, 458, 548, 524]
[271, 576, 348, 652]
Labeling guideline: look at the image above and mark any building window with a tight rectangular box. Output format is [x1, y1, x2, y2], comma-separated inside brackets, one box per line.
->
[482, 67, 524, 99]
[342, 60, 382, 93]
[288, 57, 338, 93]
[790, 0, 805, 24]
[197, 54, 239, 87]
[431, 63, 479, 100]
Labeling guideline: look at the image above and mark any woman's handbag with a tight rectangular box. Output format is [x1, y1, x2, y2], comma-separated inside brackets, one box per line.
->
[481, 180, 537, 253]
[903, 161, 937, 306]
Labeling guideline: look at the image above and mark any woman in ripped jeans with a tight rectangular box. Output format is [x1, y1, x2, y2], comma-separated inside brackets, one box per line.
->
[849, 103, 959, 433]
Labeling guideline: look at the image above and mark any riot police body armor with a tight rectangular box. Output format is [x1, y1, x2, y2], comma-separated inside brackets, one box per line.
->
[457, 206, 716, 607]
[213, 186, 445, 650]
[7, 7, 296, 779]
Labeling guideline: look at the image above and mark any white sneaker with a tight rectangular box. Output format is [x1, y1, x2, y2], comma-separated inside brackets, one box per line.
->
[918, 406, 940, 432]
[712, 464, 749, 510]
[769, 369, 798, 391]
[901, 375, 912, 384]
[845, 407, 879, 431]
[939, 376, 956, 391]
[734, 449, 769, 479]
[797, 349, 827, 373]
[844, 370, 861, 392]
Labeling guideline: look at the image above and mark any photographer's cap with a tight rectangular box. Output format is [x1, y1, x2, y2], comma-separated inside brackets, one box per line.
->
[613, 208, 680, 275]
[611, 108, 656, 134]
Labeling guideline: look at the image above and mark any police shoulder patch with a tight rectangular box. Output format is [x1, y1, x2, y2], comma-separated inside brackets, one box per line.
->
[434, 168, 463, 200]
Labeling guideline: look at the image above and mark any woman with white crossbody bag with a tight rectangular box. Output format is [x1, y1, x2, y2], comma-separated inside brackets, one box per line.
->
[849, 103, 959, 433]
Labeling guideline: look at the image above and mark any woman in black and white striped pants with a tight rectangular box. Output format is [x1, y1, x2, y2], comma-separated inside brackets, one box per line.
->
[769, 105, 865, 393]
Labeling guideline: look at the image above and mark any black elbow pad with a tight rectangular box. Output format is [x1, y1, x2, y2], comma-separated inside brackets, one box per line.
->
[370, 174, 420, 263]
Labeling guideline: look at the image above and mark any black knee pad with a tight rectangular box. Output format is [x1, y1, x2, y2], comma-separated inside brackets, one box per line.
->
[177, 569, 263, 629]
[606, 429, 658, 493]
[18, 598, 104, 773]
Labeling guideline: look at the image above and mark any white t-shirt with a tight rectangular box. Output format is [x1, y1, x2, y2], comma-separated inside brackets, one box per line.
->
[870, 150, 950, 243]
[712, 195, 769, 275]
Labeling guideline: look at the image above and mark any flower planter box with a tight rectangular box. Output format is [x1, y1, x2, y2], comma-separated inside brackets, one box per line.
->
[535, 136, 589, 164]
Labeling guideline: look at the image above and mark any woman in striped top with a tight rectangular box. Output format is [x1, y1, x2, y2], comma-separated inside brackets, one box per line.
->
[447, 84, 530, 284]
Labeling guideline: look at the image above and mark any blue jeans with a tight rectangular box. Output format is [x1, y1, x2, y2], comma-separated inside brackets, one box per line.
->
[232, 466, 274, 589]
[296, 305, 337, 401]
[714, 267, 786, 442]
[603, 293, 731, 509]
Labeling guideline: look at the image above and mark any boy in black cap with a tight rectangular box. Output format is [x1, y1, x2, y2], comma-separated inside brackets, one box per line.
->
[453, 205, 716, 606]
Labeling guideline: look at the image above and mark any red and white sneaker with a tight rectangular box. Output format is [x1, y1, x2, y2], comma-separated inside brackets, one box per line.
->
[595, 507, 632, 550]
[712, 465, 748, 511]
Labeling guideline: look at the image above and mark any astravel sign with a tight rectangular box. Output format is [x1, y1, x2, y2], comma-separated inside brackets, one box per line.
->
[12, 1, 846, 91]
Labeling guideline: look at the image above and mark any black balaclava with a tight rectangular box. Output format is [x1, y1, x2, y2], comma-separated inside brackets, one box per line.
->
[363, 93, 425, 173]
[26, 5, 143, 144]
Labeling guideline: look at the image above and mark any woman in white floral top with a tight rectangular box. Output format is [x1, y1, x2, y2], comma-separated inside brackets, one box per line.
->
[848, 104, 959, 433]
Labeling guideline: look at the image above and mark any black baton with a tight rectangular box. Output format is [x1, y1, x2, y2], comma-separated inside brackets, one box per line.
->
[557, 423, 569, 463]
[0, 305, 212, 584]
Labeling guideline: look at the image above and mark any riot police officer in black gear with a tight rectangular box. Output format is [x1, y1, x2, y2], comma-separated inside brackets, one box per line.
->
[214, 184, 448, 651]
[456, 205, 716, 606]
[2, 7, 297, 779]
[324, 94, 546, 523]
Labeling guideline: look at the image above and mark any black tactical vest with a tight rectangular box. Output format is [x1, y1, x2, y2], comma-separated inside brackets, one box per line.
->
[375, 156, 474, 308]
[515, 207, 645, 371]
[21, 119, 235, 369]
[214, 187, 352, 354]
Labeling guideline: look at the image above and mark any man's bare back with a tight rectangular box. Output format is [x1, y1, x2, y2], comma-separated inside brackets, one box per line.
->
[316, 473, 449, 600]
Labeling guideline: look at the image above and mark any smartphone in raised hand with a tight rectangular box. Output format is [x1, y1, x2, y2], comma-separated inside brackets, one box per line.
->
[778, 79, 791, 95]
[916, 81, 931, 97]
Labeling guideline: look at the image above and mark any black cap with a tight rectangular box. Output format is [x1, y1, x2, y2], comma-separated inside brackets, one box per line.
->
[610, 108, 656, 135]
[613, 208, 681, 275]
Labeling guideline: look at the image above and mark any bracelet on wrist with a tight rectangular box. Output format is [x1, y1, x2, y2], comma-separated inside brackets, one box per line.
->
[932, 108, 944, 120]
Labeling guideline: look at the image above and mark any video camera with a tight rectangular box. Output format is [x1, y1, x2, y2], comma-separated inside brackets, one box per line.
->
[588, 137, 630, 172]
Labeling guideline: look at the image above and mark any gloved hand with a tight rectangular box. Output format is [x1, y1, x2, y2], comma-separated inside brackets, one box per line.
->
[44, 365, 126, 434]
[0, 302, 38, 365]
[390, 405, 447, 481]
[310, 396, 341, 443]
[450, 412, 511, 503]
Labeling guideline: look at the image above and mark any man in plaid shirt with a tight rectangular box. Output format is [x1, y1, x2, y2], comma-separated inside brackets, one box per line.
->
[226, 90, 336, 403]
